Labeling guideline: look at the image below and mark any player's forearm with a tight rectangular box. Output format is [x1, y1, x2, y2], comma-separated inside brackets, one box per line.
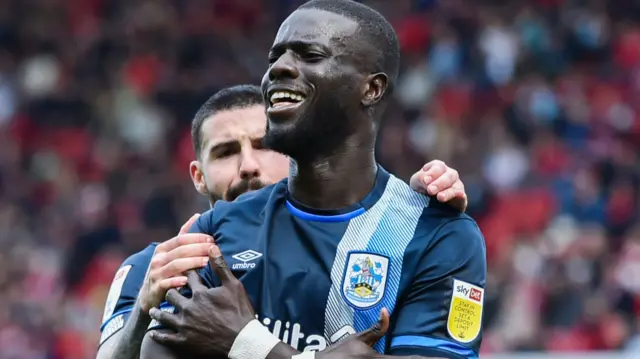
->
[108, 302, 153, 359]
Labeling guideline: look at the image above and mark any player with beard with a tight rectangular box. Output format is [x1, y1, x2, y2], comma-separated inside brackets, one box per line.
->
[96, 84, 469, 359]
[144, 1, 486, 359]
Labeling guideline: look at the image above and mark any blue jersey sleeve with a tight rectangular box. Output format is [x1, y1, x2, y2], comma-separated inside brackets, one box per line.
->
[99, 244, 157, 345]
[389, 218, 486, 359]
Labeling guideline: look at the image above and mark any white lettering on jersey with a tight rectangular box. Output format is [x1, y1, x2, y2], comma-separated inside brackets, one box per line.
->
[100, 314, 125, 345]
[231, 250, 262, 270]
[102, 265, 132, 323]
[257, 315, 354, 352]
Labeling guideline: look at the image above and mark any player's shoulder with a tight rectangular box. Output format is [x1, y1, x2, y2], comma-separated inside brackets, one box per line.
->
[101, 243, 159, 331]
[417, 203, 483, 245]
[383, 174, 484, 252]
[413, 204, 485, 268]
[122, 242, 158, 268]
[112, 242, 158, 293]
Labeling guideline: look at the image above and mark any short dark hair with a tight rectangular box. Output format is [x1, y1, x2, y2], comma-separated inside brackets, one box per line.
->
[298, 0, 400, 93]
[191, 84, 264, 158]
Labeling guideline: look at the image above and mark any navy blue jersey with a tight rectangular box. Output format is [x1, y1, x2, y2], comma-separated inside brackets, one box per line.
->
[169, 167, 486, 359]
[99, 243, 170, 346]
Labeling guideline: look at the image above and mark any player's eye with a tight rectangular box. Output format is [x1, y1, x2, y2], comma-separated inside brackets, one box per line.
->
[212, 145, 239, 159]
[218, 149, 233, 158]
[301, 52, 324, 63]
[268, 53, 281, 65]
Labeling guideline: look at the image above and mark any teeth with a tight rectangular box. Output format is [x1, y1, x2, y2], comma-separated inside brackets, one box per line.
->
[270, 91, 305, 104]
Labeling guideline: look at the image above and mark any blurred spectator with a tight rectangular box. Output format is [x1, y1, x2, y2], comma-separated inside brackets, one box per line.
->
[0, 0, 639, 358]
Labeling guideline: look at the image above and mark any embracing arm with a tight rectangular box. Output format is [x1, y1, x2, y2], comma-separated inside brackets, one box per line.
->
[95, 248, 150, 359]
[97, 213, 210, 359]
[140, 330, 182, 359]
[97, 302, 153, 359]
[146, 216, 484, 359]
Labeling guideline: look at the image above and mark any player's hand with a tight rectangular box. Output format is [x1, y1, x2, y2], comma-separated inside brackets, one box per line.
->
[410, 160, 467, 212]
[137, 213, 214, 313]
[148, 246, 255, 357]
[317, 309, 389, 359]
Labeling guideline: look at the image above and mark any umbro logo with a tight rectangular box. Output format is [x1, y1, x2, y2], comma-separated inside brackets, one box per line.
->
[231, 250, 262, 270]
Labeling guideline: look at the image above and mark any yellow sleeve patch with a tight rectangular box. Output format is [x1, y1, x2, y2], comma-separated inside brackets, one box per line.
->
[447, 278, 483, 343]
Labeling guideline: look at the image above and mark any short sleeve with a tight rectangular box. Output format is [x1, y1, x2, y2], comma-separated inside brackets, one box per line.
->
[99, 244, 157, 345]
[389, 218, 486, 359]
[188, 211, 210, 234]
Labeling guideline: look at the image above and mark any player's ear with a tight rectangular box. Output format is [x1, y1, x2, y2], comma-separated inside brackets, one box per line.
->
[361, 72, 388, 107]
[189, 160, 209, 195]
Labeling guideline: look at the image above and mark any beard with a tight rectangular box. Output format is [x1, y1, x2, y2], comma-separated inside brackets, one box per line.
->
[262, 92, 357, 162]
[224, 177, 268, 202]
[203, 175, 268, 206]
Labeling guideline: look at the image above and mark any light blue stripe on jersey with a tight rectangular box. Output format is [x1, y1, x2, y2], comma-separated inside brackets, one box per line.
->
[322, 178, 395, 345]
[323, 176, 429, 353]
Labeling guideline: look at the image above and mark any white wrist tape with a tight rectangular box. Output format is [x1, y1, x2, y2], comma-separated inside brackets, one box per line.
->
[228, 319, 281, 359]
[292, 352, 316, 359]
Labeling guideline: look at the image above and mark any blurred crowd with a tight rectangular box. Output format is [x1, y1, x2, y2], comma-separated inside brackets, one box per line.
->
[1, 0, 640, 358]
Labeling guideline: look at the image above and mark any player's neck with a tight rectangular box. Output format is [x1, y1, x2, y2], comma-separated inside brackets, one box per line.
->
[287, 140, 377, 210]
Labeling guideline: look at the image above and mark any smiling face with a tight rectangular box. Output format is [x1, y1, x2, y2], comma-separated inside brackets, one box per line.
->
[260, 8, 367, 160]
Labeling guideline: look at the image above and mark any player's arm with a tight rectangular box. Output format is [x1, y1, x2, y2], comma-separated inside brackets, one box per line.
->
[139, 211, 220, 359]
[96, 251, 151, 359]
[265, 218, 486, 359]
[147, 217, 485, 359]
[97, 214, 212, 359]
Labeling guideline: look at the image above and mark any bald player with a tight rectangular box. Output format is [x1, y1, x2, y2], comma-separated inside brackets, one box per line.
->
[97, 84, 469, 359]
[144, 1, 485, 359]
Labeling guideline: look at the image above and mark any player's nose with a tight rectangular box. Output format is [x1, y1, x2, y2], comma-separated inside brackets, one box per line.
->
[239, 150, 261, 180]
[268, 52, 300, 81]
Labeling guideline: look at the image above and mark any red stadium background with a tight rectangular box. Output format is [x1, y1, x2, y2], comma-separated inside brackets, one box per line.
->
[0, 0, 639, 358]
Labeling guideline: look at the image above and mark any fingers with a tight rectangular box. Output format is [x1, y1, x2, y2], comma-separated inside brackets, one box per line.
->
[149, 307, 181, 328]
[156, 276, 188, 293]
[209, 245, 234, 286]
[186, 270, 206, 292]
[154, 257, 210, 279]
[149, 330, 185, 346]
[435, 186, 466, 203]
[421, 160, 447, 186]
[179, 213, 201, 235]
[428, 170, 459, 195]
[411, 160, 451, 194]
[409, 172, 427, 194]
[164, 242, 213, 263]
[164, 288, 187, 308]
[422, 159, 445, 172]
[354, 308, 390, 346]
[155, 233, 213, 257]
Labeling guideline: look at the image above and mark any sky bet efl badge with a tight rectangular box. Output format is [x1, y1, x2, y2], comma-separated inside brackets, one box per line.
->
[342, 252, 389, 309]
[447, 278, 483, 343]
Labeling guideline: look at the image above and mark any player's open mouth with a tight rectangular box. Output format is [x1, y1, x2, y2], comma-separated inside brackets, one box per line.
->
[268, 90, 307, 110]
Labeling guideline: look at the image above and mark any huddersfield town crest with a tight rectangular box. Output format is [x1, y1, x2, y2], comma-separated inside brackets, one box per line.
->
[342, 252, 389, 309]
